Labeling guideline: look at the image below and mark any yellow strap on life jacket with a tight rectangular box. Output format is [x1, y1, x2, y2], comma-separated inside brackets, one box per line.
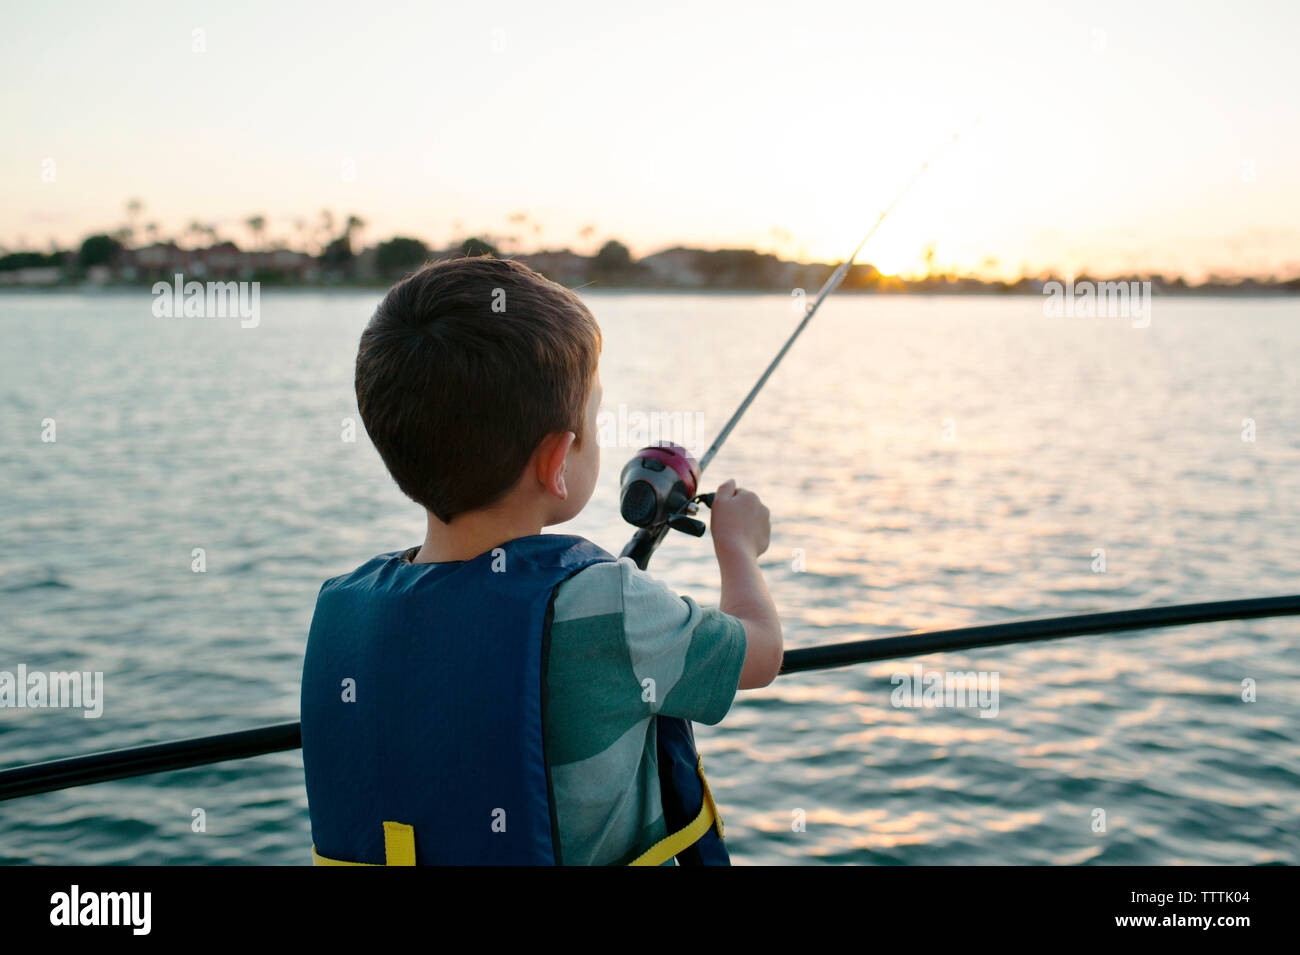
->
[382, 820, 417, 865]
[310, 759, 723, 867]
[312, 820, 416, 866]
[627, 756, 724, 867]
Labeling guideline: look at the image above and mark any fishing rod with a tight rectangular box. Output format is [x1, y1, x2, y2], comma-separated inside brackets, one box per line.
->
[2, 594, 1298, 802]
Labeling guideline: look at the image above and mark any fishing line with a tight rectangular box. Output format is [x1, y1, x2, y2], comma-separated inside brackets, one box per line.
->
[697, 119, 979, 474]
[619, 120, 979, 568]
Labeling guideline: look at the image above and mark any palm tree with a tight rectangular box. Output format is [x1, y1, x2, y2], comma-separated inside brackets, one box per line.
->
[125, 198, 144, 246]
[244, 215, 267, 252]
[317, 209, 335, 255]
[344, 214, 366, 249]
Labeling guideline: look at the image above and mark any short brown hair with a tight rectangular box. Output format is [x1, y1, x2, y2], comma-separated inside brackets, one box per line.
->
[355, 256, 601, 522]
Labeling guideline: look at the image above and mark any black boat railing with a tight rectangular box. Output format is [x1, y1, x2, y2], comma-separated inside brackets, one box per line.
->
[2, 593, 1297, 802]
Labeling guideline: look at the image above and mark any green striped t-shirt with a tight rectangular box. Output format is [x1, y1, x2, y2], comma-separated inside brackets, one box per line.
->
[544, 556, 747, 865]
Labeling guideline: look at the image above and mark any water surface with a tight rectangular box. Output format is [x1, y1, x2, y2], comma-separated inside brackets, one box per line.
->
[1, 289, 1296, 864]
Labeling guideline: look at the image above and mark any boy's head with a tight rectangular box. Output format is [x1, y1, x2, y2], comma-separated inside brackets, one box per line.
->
[356, 256, 602, 526]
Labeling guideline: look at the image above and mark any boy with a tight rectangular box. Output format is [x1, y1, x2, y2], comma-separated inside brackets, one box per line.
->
[300, 256, 782, 865]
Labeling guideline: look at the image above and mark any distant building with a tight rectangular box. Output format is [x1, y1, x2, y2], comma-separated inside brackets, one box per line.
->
[131, 242, 190, 280]
[127, 242, 318, 283]
[516, 250, 589, 286]
[641, 247, 707, 287]
[0, 266, 61, 285]
[200, 241, 243, 278]
[252, 247, 320, 282]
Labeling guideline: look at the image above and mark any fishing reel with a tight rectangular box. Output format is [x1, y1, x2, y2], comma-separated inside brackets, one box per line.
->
[618, 442, 714, 537]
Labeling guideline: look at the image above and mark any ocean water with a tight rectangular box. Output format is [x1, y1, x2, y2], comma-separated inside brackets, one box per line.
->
[1, 288, 1297, 865]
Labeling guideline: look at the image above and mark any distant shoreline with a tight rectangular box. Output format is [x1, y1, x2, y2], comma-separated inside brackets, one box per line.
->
[6, 236, 1297, 297]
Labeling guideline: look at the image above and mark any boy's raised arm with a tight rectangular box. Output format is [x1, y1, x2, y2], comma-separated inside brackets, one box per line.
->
[710, 479, 783, 689]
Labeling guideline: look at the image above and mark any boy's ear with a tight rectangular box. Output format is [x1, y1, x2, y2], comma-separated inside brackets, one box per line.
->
[536, 430, 576, 500]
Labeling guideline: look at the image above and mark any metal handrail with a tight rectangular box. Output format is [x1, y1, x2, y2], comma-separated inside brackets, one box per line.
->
[3, 594, 1296, 802]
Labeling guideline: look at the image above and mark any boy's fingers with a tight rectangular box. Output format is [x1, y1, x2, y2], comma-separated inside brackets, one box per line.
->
[717, 478, 736, 496]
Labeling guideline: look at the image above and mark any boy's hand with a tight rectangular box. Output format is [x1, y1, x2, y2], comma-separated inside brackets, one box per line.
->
[710, 479, 781, 688]
[709, 479, 770, 559]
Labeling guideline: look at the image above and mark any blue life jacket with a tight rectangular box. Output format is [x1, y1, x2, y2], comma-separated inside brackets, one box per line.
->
[300, 534, 730, 866]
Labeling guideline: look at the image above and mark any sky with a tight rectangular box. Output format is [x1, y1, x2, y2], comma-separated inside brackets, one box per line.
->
[2, 0, 1298, 280]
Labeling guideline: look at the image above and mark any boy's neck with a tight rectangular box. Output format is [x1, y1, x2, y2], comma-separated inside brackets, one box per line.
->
[412, 506, 545, 564]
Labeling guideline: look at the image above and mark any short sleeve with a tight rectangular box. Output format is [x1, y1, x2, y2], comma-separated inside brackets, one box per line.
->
[615, 558, 747, 725]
